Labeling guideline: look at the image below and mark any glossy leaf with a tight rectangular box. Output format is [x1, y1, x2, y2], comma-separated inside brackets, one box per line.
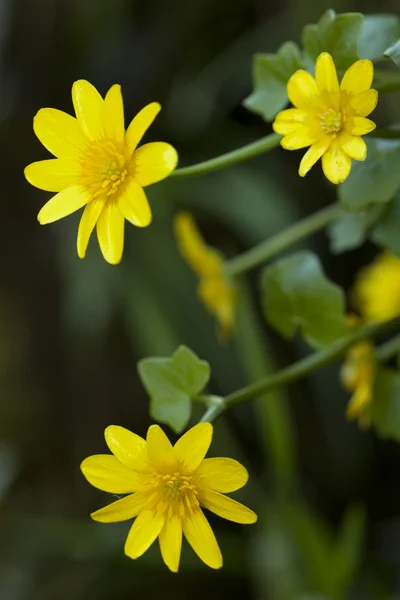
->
[328, 206, 385, 254]
[371, 195, 400, 255]
[359, 14, 400, 61]
[384, 39, 400, 67]
[261, 251, 349, 349]
[372, 367, 400, 442]
[339, 139, 400, 210]
[302, 10, 363, 71]
[138, 345, 210, 433]
[243, 41, 303, 122]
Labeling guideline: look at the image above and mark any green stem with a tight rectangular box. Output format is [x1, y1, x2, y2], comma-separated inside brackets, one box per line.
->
[169, 133, 281, 179]
[226, 203, 340, 277]
[375, 333, 400, 362]
[236, 278, 298, 491]
[200, 317, 400, 423]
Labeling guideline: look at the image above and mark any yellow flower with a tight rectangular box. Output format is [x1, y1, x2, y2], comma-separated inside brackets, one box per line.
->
[25, 80, 178, 264]
[353, 253, 400, 322]
[340, 339, 376, 428]
[174, 211, 236, 338]
[273, 52, 377, 184]
[81, 422, 257, 572]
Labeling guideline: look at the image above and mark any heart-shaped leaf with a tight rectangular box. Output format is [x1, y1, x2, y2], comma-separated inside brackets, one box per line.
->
[138, 345, 210, 433]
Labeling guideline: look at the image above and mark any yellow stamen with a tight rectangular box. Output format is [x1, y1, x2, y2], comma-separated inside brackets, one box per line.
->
[320, 108, 342, 133]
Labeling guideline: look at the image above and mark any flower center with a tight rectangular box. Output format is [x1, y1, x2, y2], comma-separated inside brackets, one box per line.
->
[320, 109, 342, 134]
[79, 140, 128, 198]
[150, 471, 199, 517]
[101, 159, 128, 196]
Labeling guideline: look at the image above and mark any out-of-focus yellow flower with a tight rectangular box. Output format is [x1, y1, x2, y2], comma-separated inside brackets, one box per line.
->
[353, 253, 400, 322]
[341, 338, 376, 428]
[174, 212, 236, 338]
[25, 80, 178, 264]
[81, 422, 257, 572]
[273, 52, 377, 184]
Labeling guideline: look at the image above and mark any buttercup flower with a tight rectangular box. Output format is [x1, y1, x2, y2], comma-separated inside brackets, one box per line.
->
[25, 80, 178, 264]
[341, 338, 376, 428]
[353, 253, 400, 322]
[81, 423, 257, 572]
[174, 212, 236, 338]
[273, 52, 377, 184]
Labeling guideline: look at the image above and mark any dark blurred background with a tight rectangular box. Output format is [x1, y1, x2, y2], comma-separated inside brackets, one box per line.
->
[1, 0, 400, 598]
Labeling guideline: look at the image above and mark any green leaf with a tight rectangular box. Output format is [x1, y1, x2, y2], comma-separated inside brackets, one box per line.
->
[372, 367, 400, 442]
[261, 251, 349, 349]
[330, 505, 366, 598]
[243, 41, 303, 122]
[339, 138, 400, 210]
[302, 10, 363, 71]
[371, 195, 400, 255]
[138, 345, 210, 433]
[384, 39, 400, 67]
[359, 14, 400, 61]
[328, 205, 386, 254]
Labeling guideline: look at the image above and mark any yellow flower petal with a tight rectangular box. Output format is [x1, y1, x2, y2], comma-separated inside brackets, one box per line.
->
[201, 489, 257, 524]
[298, 136, 332, 177]
[182, 508, 222, 569]
[24, 159, 79, 192]
[346, 382, 372, 421]
[103, 84, 125, 144]
[91, 493, 147, 523]
[146, 424, 176, 471]
[132, 142, 178, 187]
[287, 70, 319, 110]
[281, 127, 317, 150]
[193, 457, 248, 493]
[340, 59, 374, 94]
[339, 132, 367, 161]
[315, 53, 339, 106]
[350, 89, 378, 117]
[344, 116, 376, 136]
[77, 198, 106, 259]
[159, 515, 182, 573]
[322, 139, 352, 184]
[118, 178, 152, 227]
[272, 108, 308, 135]
[37, 184, 91, 225]
[105, 425, 149, 471]
[80, 454, 142, 493]
[125, 102, 161, 157]
[72, 79, 104, 141]
[33, 108, 88, 159]
[353, 253, 400, 322]
[96, 202, 125, 265]
[173, 423, 213, 474]
[174, 212, 221, 279]
[125, 510, 165, 559]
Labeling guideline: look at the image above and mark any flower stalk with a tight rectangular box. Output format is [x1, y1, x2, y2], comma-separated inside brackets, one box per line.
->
[200, 316, 400, 423]
[226, 203, 340, 277]
[169, 133, 281, 179]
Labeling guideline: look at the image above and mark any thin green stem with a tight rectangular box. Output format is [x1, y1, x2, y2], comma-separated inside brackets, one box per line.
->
[169, 133, 281, 179]
[200, 317, 400, 423]
[236, 278, 299, 491]
[226, 203, 340, 277]
[375, 333, 400, 362]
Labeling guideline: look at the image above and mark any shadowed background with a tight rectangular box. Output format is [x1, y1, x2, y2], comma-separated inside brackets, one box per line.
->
[1, 0, 400, 598]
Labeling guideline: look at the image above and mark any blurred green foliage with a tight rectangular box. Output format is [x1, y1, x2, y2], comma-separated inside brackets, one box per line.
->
[2, 1, 400, 599]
